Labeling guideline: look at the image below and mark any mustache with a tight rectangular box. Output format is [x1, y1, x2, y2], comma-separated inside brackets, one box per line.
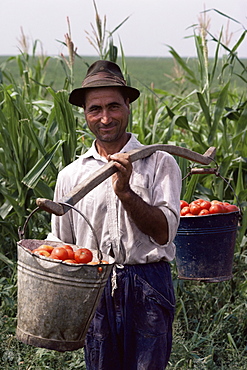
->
[99, 123, 117, 128]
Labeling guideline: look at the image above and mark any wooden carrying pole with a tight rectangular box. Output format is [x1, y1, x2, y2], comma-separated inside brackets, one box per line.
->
[36, 145, 216, 216]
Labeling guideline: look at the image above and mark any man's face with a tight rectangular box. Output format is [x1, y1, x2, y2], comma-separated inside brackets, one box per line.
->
[84, 87, 130, 144]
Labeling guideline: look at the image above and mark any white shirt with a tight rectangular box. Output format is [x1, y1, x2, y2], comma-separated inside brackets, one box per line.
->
[49, 134, 182, 264]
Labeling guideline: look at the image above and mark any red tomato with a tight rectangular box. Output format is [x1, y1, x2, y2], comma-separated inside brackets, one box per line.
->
[74, 248, 93, 264]
[213, 202, 227, 213]
[193, 199, 204, 204]
[49, 255, 61, 260]
[180, 200, 189, 209]
[62, 245, 75, 259]
[180, 206, 190, 216]
[33, 250, 51, 257]
[224, 204, 239, 213]
[198, 209, 210, 216]
[222, 202, 230, 207]
[209, 203, 225, 214]
[189, 203, 202, 215]
[200, 200, 211, 210]
[211, 200, 222, 205]
[66, 249, 75, 259]
[37, 244, 54, 253]
[50, 247, 69, 261]
[62, 244, 73, 251]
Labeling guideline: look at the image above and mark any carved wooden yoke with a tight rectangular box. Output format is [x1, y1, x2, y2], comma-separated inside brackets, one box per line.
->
[36, 145, 216, 216]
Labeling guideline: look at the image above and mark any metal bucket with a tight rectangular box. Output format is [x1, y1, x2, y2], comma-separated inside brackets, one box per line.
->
[16, 239, 114, 352]
[174, 211, 240, 282]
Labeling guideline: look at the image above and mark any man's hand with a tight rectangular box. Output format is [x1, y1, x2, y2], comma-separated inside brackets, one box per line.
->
[108, 153, 133, 197]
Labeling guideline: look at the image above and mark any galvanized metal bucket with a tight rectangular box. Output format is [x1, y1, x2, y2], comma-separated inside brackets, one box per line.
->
[175, 211, 240, 282]
[16, 206, 115, 352]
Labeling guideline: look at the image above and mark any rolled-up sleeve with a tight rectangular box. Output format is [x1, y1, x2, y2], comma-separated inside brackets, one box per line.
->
[152, 152, 182, 245]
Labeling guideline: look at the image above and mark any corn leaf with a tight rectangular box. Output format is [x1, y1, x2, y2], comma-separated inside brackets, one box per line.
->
[173, 115, 190, 130]
[234, 161, 244, 204]
[209, 82, 230, 145]
[167, 46, 198, 85]
[22, 140, 64, 188]
[183, 174, 200, 203]
[197, 92, 211, 127]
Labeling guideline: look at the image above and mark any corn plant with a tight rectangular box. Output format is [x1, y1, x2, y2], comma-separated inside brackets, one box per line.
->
[131, 10, 247, 247]
[0, 70, 91, 259]
[85, 0, 129, 62]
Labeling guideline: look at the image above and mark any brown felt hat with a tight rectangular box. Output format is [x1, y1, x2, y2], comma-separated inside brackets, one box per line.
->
[69, 60, 140, 107]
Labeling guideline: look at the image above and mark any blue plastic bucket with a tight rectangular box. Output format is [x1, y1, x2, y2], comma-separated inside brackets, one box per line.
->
[174, 211, 240, 282]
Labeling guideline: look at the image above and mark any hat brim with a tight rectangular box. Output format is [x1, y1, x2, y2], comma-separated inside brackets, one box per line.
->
[69, 85, 140, 107]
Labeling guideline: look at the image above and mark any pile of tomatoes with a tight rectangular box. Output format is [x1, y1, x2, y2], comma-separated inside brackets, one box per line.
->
[180, 199, 239, 216]
[32, 244, 108, 265]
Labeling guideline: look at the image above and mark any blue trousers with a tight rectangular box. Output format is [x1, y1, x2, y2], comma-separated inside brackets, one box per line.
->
[84, 261, 175, 370]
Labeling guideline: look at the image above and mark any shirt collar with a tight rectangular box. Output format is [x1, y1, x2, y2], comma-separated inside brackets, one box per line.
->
[81, 133, 143, 161]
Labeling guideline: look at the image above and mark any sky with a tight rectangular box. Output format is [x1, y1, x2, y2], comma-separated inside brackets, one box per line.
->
[1, 0, 247, 58]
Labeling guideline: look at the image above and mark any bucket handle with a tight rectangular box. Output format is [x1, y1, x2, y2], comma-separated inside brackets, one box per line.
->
[183, 162, 242, 219]
[18, 202, 103, 262]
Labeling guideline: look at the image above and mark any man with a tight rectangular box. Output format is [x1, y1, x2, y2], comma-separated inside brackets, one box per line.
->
[50, 60, 181, 369]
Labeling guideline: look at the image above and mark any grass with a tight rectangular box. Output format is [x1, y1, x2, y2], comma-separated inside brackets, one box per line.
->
[168, 253, 247, 369]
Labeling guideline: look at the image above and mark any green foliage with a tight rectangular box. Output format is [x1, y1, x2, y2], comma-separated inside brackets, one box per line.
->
[0, 67, 92, 254]
[168, 244, 247, 369]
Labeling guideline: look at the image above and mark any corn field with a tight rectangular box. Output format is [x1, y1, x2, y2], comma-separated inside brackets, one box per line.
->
[0, 5, 247, 369]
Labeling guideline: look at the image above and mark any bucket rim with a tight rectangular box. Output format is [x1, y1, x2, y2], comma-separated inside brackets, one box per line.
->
[17, 239, 115, 266]
[180, 210, 241, 218]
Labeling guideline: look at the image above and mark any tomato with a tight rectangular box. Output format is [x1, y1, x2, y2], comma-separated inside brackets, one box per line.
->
[74, 248, 93, 264]
[33, 249, 51, 257]
[224, 204, 239, 213]
[37, 244, 54, 253]
[49, 255, 61, 260]
[50, 247, 69, 261]
[180, 200, 189, 209]
[200, 200, 211, 210]
[198, 209, 210, 216]
[211, 200, 222, 205]
[213, 202, 227, 213]
[66, 249, 75, 259]
[180, 198, 239, 216]
[180, 206, 190, 216]
[62, 244, 73, 251]
[193, 199, 204, 204]
[189, 203, 202, 215]
[209, 203, 225, 214]
[222, 202, 230, 207]
[62, 245, 75, 259]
